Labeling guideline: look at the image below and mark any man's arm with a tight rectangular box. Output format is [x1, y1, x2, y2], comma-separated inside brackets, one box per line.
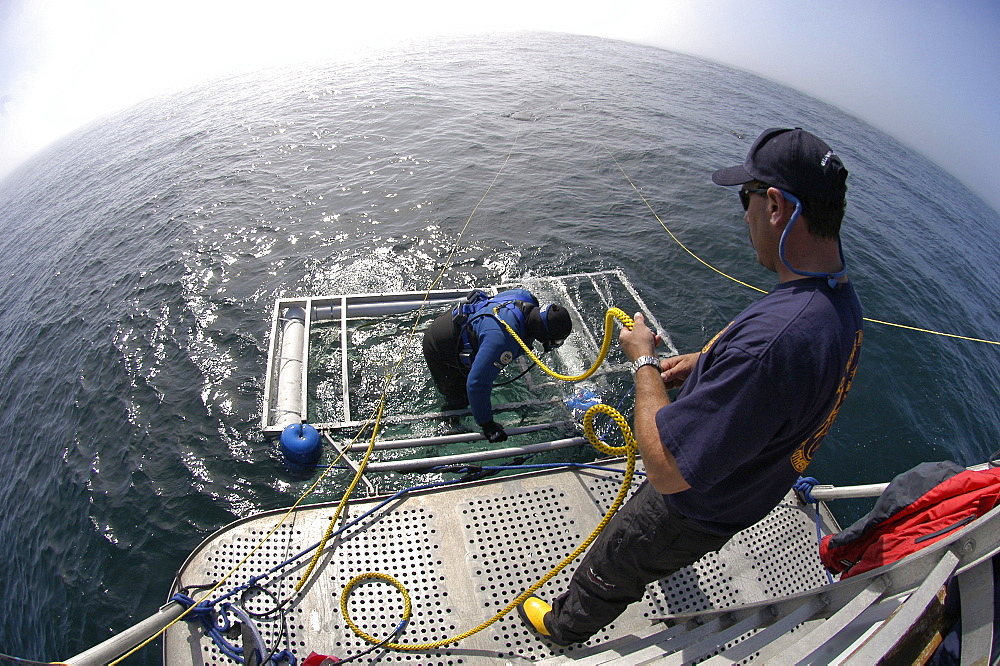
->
[466, 330, 504, 425]
[620, 313, 692, 495]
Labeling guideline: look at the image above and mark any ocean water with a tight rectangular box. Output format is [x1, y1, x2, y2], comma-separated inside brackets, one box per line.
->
[1, 32, 999, 662]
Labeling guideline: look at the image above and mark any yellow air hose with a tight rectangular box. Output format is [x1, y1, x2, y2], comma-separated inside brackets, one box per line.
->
[341, 308, 640, 651]
[498, 305, 635, 381]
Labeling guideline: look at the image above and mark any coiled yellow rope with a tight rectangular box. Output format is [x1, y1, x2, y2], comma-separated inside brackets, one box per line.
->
[341, 401, 637, 651]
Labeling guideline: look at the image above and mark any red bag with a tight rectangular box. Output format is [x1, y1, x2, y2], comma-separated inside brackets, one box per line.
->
[820, 462, 1000, 578]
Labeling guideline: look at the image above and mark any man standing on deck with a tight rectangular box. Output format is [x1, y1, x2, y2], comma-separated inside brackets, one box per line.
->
[518, 128, 864, 645]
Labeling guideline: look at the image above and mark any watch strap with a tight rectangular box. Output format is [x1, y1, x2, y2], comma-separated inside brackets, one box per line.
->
[631, 355, 660, 377]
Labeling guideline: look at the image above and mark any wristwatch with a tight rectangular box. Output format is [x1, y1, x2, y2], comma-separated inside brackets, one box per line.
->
[631, 355, 660, 377]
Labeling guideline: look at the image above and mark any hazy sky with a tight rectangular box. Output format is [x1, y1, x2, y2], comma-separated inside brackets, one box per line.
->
[1, 0, 997, 212]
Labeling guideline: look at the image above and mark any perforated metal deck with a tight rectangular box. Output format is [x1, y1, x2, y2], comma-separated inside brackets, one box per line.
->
[164, 461, 836, 664]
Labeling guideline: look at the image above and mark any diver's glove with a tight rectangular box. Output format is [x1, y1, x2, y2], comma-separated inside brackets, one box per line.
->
[480, 420, 508, 443]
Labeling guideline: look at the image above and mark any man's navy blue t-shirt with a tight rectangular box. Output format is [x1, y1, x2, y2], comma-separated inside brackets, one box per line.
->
[657, 278, 863, 534]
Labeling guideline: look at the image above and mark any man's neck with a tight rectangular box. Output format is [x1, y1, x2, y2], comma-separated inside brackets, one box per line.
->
[776, 238, 845, 283]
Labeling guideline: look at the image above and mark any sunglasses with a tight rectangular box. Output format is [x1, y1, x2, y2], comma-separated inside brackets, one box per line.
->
[739, 185, 770, 211]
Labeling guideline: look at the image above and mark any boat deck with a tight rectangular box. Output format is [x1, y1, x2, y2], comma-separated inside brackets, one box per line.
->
[164, 459, 838, 664]
[156, 271, 1000, 665]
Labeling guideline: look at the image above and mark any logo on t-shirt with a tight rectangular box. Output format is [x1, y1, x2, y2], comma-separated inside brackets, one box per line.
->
[702, 322, 733, 354]
[790, 329, 864, 472]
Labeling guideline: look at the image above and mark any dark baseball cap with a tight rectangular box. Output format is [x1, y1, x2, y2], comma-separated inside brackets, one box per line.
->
[712, 128, 848, 202]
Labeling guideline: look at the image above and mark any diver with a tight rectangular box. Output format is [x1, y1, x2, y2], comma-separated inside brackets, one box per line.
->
[422, 288, 573, 443]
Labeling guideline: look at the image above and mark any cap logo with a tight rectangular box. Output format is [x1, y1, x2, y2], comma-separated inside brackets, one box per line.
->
[820, 150, 835, 167]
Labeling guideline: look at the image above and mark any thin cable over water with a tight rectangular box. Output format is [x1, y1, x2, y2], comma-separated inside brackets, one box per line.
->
[109, 134, 523, 665]
[602, 142, 1000, 347]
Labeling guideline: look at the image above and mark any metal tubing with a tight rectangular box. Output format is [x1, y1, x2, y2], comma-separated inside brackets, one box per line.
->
[343, 421, 574, 452]
[363, 436, 588, 472]
[275, 307, 306, 428]
[64, 601, 186, 665]
[312, 298, 454, 321]
[261, 298, 283, 431]
[808, 483, 890, 501]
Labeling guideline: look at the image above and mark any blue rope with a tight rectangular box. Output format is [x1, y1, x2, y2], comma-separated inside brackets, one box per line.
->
[793, 476, 819, 504]
[171, 592, 215, 620]
[273, 651, 296, 665]
[432, 462, 647, 476]
[171, 594, 296, 665]
[173, 595, 246, 662]
[793, 476, 835, 584]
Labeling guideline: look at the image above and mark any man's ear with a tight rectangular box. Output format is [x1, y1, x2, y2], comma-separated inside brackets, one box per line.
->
[767, 188, 791, 229]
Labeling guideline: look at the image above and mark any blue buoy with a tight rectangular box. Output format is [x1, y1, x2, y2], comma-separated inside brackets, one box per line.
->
[280, 423, 322, 466]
